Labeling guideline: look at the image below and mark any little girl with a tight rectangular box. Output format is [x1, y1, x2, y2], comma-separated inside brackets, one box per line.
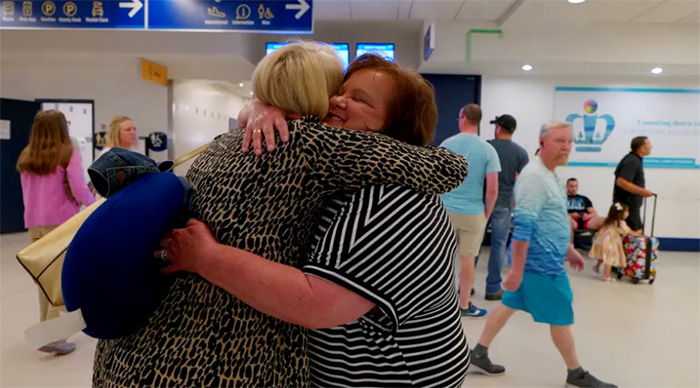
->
[589, 202, 641, 281]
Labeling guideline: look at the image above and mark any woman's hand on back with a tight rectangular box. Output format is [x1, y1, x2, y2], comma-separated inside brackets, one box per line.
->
[238, 99, 290, 156]
[157, 219, 219, 276]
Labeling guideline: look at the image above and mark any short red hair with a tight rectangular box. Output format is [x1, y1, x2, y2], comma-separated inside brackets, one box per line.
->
[344, 54, 437, 146]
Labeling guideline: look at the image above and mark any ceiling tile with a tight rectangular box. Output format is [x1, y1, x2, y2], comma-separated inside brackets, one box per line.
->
[314, 0, 352, 20]
[410, 0, 464, 20]
[397, 0, 412, 19]
[586, 0, 665, 22]
[507, 0, 664, 26]
[456, 0, 516, 21]
[631, 0, 700, 23]
[349, 0, 401, 20]
[680, 12, 699, 24]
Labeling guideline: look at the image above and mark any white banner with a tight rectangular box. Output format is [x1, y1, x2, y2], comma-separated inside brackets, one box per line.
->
[554, 87, 700, 169]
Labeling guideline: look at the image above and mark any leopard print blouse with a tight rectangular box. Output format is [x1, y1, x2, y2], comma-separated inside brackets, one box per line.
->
[93, 117, 468, 388]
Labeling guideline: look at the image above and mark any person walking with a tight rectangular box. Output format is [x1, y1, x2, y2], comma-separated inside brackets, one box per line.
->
[468, 121, 616, 388]
[16, 110, 95, 355]
[613, 136, 654, 232]
[479, 114, 528, 300]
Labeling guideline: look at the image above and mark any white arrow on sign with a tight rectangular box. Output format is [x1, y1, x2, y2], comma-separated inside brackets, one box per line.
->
[285, 0, 310, 20]
[119, 0, 143, 18]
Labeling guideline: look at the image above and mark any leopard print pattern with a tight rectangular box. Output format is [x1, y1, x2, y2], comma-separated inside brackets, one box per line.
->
[92, 117, 468, 388]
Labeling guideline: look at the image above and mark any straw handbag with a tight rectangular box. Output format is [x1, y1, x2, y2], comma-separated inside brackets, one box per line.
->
[15, 143, 210, 307]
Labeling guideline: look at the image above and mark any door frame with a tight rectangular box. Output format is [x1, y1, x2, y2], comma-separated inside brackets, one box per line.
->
[36, 99, 96, 160]
[0, 98, 42, 233]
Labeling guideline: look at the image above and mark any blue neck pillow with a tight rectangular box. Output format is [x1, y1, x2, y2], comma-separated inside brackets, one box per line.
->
[62, 172, 185, 339]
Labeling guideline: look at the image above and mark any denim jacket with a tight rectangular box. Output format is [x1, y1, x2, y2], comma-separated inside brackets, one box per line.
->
[88, 148, 194, 224]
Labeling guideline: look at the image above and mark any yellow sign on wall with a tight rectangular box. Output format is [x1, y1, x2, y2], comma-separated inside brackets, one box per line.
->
[140, 58, 168, 86]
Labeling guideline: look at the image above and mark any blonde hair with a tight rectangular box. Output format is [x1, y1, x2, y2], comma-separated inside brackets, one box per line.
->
[253, 41, 343, 119]
[16, 110, 73, 175]
[107, 115, 133, 148]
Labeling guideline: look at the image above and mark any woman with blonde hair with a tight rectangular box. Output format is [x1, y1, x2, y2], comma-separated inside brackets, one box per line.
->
[105, 115, 138, 150]
[93, 41, 468, 387]
[16, 109, 95, 355]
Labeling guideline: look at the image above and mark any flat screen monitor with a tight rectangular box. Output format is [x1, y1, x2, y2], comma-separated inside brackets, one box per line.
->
[356, 43, 395, 61]
[265, 42, 287, 56]
[331, 43, 350, 71]
[265, 42, 350, 70]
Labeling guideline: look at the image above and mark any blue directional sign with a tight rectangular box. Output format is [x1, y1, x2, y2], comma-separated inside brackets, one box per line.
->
[0, 0, 145, 29]
[149, 0, 312, 33]
[1, 0, 312, 32]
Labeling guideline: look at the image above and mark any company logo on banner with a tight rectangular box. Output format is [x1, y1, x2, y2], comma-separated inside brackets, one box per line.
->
[566, 99, 615, 152]
[554, 87, 700, 169]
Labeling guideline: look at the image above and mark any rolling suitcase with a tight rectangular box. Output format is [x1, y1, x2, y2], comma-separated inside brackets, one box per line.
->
[618, 195, 659, 284]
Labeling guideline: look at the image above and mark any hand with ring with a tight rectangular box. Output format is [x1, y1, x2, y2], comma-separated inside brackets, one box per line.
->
[156, 219, 220, 276]
[237, 99, 291, 156]
[157, 248, 169, 261]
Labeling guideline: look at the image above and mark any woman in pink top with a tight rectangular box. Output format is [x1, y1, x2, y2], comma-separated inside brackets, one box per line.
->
[16, 109, 95, 355]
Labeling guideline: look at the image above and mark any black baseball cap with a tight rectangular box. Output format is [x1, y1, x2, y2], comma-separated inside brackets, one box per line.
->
[490, 114, 517, 131]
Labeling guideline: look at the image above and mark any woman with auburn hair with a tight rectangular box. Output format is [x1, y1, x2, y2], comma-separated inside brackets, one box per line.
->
[93, 43, 467, 387]
[16, 109, 95, 356]
[160, 53, 471, 387]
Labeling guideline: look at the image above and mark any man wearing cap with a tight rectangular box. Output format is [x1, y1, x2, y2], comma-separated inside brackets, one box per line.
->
[479, 114, 529, 300]
[441, 104, 501, 318]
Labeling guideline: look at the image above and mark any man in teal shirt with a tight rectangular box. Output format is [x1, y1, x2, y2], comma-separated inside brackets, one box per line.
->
[441, 104, 501, 318]
[468, 121, 616, 388]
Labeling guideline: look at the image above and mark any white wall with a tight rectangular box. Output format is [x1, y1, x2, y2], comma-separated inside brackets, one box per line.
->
[0, 54, 250, 176]
[480, 76, 700, 239]
[0, 55, 169, 159]
[420, 20, 699, 76]
[171, 80, 249, 174]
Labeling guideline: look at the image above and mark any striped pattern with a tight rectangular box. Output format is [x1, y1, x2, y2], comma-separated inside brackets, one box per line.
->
[303, 184, 470, 388]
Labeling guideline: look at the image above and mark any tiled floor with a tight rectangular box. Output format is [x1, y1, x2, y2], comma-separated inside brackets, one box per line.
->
[1, 232, 698, 387]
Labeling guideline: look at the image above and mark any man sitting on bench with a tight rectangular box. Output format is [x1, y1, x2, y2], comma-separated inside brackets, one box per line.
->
[566, 178, 605, 231]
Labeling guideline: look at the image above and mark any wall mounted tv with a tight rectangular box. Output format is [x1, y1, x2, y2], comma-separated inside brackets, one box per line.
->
[265, 42, 350, 70]
[355, 43, 395, 61]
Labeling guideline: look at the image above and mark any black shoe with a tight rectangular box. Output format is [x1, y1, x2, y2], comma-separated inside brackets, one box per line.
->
[485, 290, 504, 301]
[566, 370, 617, 388]
[469, 354, 505, 376]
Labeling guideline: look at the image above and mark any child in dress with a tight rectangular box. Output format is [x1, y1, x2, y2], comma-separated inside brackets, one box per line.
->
[589, 202, 641, 281]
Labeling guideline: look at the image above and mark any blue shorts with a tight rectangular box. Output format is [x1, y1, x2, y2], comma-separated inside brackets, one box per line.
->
[502, 272, 574, 326]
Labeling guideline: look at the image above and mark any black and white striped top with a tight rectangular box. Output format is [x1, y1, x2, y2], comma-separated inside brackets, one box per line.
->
[303, 184, 470, 388]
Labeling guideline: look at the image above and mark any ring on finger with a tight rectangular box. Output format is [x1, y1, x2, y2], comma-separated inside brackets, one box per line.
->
[160, 249, 169, 261]
[252, 128, 262, 134]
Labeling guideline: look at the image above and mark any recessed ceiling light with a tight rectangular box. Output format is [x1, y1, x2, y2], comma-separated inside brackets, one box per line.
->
[522, 64, 533, 71]
[651, 67, 663, 74]
[239, 82, 244, 87]
[568, 0, 586, 4]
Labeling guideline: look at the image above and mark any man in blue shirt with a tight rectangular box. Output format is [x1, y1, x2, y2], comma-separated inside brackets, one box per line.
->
[441, 104, 501, 318]
[468, 121, 616, 388]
